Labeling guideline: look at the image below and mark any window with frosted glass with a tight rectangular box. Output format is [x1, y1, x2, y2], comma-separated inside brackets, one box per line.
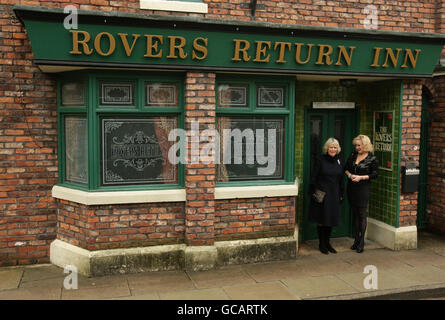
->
[101, 117, 178, 186]
[65, 117, 88, 184]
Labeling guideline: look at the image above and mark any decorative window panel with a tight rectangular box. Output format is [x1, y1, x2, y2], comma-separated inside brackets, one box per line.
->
[65, 117, 88, 184]
[61, 82, 85, 106]
[100, 82, 134, 106]
[218, 84, 248, 108]
[146, 82, 178, 106]
[101, 117, 178, 186]
[217, 117, 284, 182]
[257, 86, 285, 108]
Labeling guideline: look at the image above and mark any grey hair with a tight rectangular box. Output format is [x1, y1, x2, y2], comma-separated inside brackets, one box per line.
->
[323, 137, 341, 154]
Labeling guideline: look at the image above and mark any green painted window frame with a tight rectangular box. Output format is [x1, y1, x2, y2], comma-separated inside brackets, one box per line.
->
[57, 70, 185, 192]
[215, 75, 296, 187]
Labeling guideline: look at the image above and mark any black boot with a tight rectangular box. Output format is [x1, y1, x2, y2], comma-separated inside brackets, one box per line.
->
[325, 227, 337, 254]
[356, 230, 365, 253]
[317, 226, 328, 255]
[351, 230, 360, 250]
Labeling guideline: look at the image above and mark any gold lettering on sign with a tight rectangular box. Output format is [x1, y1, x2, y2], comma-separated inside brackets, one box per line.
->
[118, 33, 140, 57]
[232, 39, 251, 62]
[144, 35, 163, 58]
[336, 46, 356, 66]
[382, 48, 402, 68]
[274, 42, 291, 64]
[192, 37, 208, 60]
[295, 43, 314, 64]
[253, 41, 271, 63]
[94, 32, 116, 56]
[167, 36, 188, 59]
[370, 47, 383, 67]
[315, 44, 333, 65]
[401, 49, 421, 68]
[69, 30, 93, 55]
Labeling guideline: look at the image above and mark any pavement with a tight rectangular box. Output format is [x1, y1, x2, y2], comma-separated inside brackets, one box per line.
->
[2, 231, 445, 300]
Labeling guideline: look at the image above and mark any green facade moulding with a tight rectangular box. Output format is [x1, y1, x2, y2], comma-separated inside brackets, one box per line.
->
[14, 5, 445, 77]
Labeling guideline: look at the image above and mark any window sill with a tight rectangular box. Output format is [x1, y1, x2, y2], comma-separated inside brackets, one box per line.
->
[214, 179, 299, 200]
[140, 0, 208, 13]
[52, 185, 186, 205]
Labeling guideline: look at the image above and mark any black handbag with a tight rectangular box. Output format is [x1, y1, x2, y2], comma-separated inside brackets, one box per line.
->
[312, 189, 326, 203]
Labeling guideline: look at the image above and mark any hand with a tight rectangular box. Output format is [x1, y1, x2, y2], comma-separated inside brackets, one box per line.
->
[351, 175, 362, 182]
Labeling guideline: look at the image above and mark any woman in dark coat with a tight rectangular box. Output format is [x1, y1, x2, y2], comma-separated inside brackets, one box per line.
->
[309, 138, 345, 255]
[345, 134, 378, 253]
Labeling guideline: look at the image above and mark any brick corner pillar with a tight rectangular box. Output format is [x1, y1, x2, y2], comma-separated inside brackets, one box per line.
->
[184, 72, 216, 249]
[399, 79, 422, 228]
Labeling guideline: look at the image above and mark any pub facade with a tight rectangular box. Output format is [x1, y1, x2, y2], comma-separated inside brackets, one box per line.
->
[2, 0, 445, 276]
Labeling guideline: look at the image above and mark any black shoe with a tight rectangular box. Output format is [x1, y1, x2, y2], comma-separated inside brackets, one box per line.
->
[319, 245, 329, 255]
[351, 243, 358, 250]
[327, 243, 337, 254]
[356, 247, 364, 253]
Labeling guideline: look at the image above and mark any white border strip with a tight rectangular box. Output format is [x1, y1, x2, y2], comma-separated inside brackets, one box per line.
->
[140, 0, 208, 13]
[52, 185, 186, 205]
[215, 179, 299, 200]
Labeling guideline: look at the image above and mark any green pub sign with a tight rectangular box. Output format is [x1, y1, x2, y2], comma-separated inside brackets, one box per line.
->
[373, 111, 394, 171]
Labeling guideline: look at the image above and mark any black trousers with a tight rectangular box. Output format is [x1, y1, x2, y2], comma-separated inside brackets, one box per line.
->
[351, 206, 367, 248]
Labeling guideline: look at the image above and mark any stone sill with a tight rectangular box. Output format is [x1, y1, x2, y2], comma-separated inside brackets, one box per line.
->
[52, 180, 299, 205]
[140, 0, 208, 13]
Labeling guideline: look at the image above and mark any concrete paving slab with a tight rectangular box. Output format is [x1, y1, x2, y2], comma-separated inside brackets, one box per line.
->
[387, 265, 445, 286]
[223, 281, 299, 300]
[336, 269, 421, 293]
[19, 277, 64, 289]
[61, 283, 131, 300]
[127, 270, 195, 295]
[187, 266, 255, 289]
[160, 287, 231, 300]
[391, 250, 445, 268]
[0, 287, 61, 300]
[112, 293, 160, 300]
[0, 269, 23, 290]
[21, 264, 65, 282]
[282, 275, 359, 299]
[76, 274, 129, 289]
[242, 260, 311, 282]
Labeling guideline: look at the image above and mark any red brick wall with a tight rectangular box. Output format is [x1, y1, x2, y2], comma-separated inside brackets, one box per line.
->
[399, 80, 422, 227]
[425, 76, 445, 232]
[56, 200, 185, 250]
[185, 72, 216, 246]
[215, 197, 295, 241]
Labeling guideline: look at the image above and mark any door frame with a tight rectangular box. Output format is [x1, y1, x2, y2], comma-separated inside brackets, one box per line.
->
[302, 106, 360, 241]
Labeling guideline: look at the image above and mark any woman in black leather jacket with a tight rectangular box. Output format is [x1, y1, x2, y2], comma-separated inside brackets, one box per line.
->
[345, 135, 378, 253]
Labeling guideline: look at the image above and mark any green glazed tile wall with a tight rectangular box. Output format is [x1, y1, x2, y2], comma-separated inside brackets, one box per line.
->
[361, 80, 401, 227]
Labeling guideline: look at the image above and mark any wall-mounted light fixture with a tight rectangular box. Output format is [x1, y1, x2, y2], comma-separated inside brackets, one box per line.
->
[339, 78, 358, 88]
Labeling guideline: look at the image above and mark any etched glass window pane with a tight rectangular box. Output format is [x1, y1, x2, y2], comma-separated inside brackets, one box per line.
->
[218, 84, 248, 108]
[217, 117, 284, 182]
[101, 117, 178, 186]
[257, 86, 285, 108]
[146, 82, 178, 106]
[61, 82, 85, 106]
[100, 82, 135, 106]
[65, 117, 88, 184]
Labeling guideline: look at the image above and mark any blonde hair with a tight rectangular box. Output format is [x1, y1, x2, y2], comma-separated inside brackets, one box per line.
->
[323, 137, 341, 154]
[353, 134, 374, 153]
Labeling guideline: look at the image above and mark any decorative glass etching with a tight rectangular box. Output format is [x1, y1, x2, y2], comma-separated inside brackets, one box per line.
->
[146, 82, 178, 106]
[101, 117, 178, 185]
[257, 86, 285, 107]
[218, 84, 248, 108]
[100, 82, 134, 105]
[65, 117, 88, 184]
[217, 117, 284, 181]
[61, 82, 85, 106]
